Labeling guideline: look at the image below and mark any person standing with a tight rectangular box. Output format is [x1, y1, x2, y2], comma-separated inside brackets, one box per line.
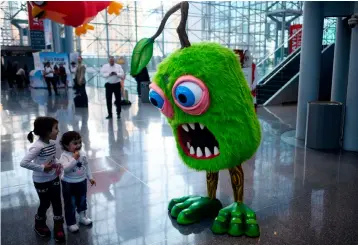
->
[43, 62, 59, 96]
[20, 117, 65, 242]
[117, 56, 127, 100]
[132, 66, 150, 97]
[75, 56, 86, 95]
[242, 50, 258, 112]
[70, 61, 77, 90]
[74, 56, 88, 107]
[100, 56, 124, 119]
[59, 131, 96, 233]
[59, 63, 68, 90]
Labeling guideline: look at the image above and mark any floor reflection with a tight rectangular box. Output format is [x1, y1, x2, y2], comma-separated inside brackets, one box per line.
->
[1, 86, 358, 245]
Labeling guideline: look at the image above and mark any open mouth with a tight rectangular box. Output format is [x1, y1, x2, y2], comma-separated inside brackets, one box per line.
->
[178, 123, 220, 159]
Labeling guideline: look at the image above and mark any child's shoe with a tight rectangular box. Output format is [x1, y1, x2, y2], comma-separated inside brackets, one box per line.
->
[68, 224, 79, 233]
[79, 211, 92, 225]
[53, 216, 66, 242]
[34, 214, 51, 237]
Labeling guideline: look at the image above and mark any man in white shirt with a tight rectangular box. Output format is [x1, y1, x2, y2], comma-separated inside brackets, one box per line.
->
[100, 56, 124, 119]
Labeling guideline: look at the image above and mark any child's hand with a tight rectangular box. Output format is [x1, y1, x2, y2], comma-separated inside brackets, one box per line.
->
[89, 179, 96, 186]
[43, 162, 53, 173]
[73, 151, 80, 160]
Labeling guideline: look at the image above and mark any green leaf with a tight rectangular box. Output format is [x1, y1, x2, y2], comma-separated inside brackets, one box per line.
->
[130, 38, 154, 76]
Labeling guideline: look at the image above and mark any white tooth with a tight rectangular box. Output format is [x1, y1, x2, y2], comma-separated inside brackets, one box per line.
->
[190, 146, 195, 155]
[196, 147, 203, 157]
[199, 123, 205, 130]
[189, 123, 195, 130]
[182, 124, 189, 132]
[214, 146, 220, 155]
[204, 147, 212, 157]
[187, 142, 191, 149]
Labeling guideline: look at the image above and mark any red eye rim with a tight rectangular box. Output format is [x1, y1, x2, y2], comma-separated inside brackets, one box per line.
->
[149, 82, 174, 119]
[172, 75, 210, 115]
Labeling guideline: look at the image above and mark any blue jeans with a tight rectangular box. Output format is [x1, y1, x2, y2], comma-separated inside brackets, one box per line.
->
[61, 180, 87, 226]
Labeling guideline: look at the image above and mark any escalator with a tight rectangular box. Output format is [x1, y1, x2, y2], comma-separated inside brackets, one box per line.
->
[256, 44, 335, 106]
[256, 47, 301, 105]
[255, 20, 336, 106]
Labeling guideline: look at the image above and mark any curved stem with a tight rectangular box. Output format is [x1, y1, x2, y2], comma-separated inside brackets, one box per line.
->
[150, 1, 191, 49]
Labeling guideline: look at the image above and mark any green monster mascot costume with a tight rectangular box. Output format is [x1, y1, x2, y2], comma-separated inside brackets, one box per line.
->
[131, 2, 261, 237]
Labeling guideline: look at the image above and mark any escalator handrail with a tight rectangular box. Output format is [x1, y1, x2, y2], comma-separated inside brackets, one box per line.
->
[260, 47, 301, 86]
[262, 43, 334, 106]
[257, 21, 336, 85]
[257, 47, 301, 85]
[256, 28, 303, 67]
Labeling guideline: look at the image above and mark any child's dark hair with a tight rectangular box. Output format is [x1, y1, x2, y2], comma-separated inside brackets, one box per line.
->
[60, 131, 81, 151]
[27, 117, 59, 143]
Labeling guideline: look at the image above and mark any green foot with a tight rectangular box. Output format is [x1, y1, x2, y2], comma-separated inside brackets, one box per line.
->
[168, 196, 222, 225]
[211, 202, 260, 237]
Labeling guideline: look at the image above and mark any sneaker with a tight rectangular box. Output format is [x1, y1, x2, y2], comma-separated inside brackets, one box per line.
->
[53, 217, 66, 242]
[34, 215, 51, 237]
[117, 114, 121, 119]
[106, 115, 112, 119]
[68, 224, 79, 233]
[79, 211, 92, 226]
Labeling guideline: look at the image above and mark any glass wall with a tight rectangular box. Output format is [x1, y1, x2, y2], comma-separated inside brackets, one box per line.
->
[2, 1, 336, 94]
[72, 1, 304, 92]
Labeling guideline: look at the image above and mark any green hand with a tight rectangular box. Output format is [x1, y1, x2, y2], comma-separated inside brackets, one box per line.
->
[211, 202, 260, 237]
[168, 196, 222, 225]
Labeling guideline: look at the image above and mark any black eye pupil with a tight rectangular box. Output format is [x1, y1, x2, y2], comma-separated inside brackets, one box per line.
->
[178, 94, 187, 103]
[150, 98, 158, 107]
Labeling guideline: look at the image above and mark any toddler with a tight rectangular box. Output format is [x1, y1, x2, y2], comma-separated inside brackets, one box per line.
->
[59, 131, 96, 232]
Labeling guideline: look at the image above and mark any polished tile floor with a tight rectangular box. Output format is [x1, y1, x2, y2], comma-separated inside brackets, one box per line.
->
[1, 85, 358, 245]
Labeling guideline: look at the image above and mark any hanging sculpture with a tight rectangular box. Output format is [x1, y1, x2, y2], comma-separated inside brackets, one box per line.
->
[131, 1, 261, 237]
[30, 1, 123, 36]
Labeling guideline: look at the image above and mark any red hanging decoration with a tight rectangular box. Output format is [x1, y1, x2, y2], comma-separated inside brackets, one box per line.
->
[29, 1, 123, 36]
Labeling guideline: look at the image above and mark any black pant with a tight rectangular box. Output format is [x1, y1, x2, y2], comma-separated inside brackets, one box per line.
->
[45, 77, 58, 95]
[137, 81, 142, 96]
[34, 177, 63, 219]
[61, 180, 87, 226]
[105, 82, 121, 116]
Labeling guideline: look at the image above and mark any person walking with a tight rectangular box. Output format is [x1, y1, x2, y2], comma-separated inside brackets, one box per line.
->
[100, 56, 124, 119]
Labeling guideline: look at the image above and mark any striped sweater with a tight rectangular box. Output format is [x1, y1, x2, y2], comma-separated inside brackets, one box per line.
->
[59, 150, 92, 183]
[20, 139, 58, 183]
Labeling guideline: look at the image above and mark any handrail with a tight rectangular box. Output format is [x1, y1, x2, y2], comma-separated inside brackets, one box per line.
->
[261, 47, 301, 86]
[257, 20, 337, 85]
[263, 43, 334, 106]
[256, 28, 302, 67]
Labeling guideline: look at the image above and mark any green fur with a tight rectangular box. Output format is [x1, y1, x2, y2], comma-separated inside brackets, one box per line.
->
[153, 42, 261, 172]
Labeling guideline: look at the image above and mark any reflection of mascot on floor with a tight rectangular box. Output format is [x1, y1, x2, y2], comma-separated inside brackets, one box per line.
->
[131, 1, 261, 237]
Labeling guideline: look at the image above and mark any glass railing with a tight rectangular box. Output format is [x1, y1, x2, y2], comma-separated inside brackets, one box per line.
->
[256, 20, 337, 84]
[256, 28, 303, 84]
